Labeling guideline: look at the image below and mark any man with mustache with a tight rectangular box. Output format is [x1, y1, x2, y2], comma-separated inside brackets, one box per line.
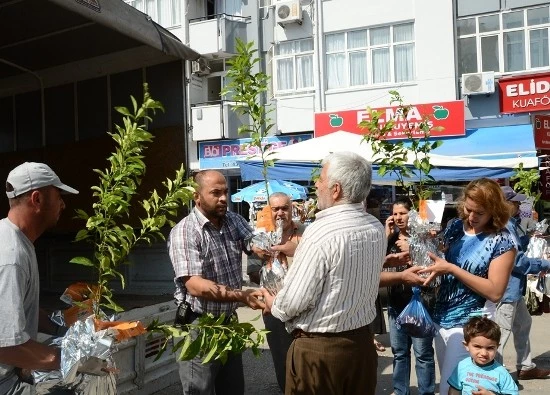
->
[168, 170, 265, 395]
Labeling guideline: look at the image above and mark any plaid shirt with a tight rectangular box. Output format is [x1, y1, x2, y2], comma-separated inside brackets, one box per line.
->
[168, 207, 253, 317]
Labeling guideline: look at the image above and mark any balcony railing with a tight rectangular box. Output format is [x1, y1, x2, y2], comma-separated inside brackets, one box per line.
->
[191, 101, 250, 141]
[188, 14, 248, 57]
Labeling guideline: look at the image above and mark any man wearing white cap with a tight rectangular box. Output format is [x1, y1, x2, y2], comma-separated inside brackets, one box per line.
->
[0, 162, 78, 394]
[495, 186, 550, 380]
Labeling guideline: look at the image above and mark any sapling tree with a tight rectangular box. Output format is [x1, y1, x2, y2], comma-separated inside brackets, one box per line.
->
[359, 91, 443, 207]
[70, 84, 266, 362]
[70, 83, 195, 316]
[511, 162, 541, 203]
[221, 38, 275, 202]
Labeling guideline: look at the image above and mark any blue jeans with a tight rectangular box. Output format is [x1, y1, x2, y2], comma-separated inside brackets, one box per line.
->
[388, 311, 435, 395]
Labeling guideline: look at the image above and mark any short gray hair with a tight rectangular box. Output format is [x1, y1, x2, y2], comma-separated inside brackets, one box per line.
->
[321, 151, 372, 204]
[269, 192, 292, 204]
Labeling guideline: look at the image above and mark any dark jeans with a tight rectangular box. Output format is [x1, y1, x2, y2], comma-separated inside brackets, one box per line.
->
[263, 314, 293, 393]
[177, 317, 244, 395]
[388, 312, 435, 395]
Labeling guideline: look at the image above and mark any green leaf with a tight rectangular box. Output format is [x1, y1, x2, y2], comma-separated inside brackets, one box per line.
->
[69, 256, 95, 267]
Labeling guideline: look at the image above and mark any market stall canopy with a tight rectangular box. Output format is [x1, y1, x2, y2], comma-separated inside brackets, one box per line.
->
[231, 180, 308, 203]
[237, 131, 538, 182]
[0, 0, 200, 96]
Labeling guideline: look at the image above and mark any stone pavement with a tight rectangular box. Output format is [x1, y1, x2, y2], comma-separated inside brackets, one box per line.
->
[157, 301, 550, 394]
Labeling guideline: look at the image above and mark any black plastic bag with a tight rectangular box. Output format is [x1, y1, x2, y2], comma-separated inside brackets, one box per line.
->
[395, 287, 438, 338]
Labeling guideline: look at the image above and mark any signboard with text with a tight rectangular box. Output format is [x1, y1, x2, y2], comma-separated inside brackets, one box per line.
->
[534, 115, 550, 150]
[499, 73, 550, 114]
[314, 100, 465, 139]
[198, 134, 313, 169]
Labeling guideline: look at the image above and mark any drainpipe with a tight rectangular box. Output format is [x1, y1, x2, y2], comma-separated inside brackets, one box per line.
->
[182, 0, 192, 177]
[313, 0, 326, 112]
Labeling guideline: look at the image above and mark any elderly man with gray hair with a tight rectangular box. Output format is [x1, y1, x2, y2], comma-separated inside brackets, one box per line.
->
[262, 151, 386, 395]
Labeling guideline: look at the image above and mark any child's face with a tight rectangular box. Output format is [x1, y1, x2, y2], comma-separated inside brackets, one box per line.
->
[464, 336, 499, 366]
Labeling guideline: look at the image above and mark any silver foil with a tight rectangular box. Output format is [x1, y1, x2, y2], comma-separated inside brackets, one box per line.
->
[254, 219, 287, 294]
[408, 210, 442, 288]
[34, 316, 118, 394]
[526, 219, 549, 259]
[61, 316, 114, 380]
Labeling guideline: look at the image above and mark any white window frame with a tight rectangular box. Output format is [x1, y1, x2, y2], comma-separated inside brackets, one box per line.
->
[324, 22, 415, 90]
[273, 38, 315, 95]
[126, 0, 181, 29]
[457, 5, 550, 75]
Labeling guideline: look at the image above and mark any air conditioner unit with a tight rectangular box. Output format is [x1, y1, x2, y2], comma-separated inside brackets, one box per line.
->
[192, 58, 210, 75]
[275, 0, 303, 26]
[461, 71, 495, 95]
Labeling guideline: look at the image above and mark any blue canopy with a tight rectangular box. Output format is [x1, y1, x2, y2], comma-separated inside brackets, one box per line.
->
[238, 124, 537, 182]
[237, 160, 521, 182]
[231, 180, 308, 202]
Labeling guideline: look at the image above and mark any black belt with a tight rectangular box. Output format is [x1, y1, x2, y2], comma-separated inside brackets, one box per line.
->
[292, 325, 370, 339]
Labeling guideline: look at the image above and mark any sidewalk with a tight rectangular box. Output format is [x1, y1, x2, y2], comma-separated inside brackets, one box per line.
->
[236, 304, 550, 394]
[158, 303, 550, 394]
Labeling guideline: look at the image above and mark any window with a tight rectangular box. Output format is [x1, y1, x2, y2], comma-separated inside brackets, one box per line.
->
[126, 0, 181, 28]
[325, 23, 415, 90]
[274, 39, 314, 93]
[457, 6, 550, 75]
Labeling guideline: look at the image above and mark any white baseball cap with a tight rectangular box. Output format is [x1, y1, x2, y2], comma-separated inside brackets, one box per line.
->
[6, 162, 79, 198]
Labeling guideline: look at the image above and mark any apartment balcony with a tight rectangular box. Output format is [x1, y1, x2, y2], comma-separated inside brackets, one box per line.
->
[191, 101, 250, 141]
[188, 14, 248, 58]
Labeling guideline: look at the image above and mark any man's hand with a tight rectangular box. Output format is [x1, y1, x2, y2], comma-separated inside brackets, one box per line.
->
[270, 240, 298, 257]
[384, 251, 410, 268]
[260, 288, 275, 315]
[399, 266, 426, 286]
[240, 288, 266, 310]
[379, 266, 425, 287]
[251, 245, 270, 260]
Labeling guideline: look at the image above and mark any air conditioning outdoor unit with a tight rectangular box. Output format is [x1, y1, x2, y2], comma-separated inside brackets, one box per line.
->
[275, 0, 303, 26]
[461, 71, 495, 95]
[192, 58, 210, 75]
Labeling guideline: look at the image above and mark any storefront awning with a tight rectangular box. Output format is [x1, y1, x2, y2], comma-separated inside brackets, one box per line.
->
[0, 0, 200, 94]
[428, 124, 536, 160]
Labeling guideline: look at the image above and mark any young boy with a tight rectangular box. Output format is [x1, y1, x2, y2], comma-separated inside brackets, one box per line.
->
[448, 316, 518, 395]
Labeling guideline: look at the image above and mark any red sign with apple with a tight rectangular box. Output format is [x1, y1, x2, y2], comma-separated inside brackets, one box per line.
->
[534, 115, 550, 150]
[314, 100, 465, 139]
[499, 73, 550, 114]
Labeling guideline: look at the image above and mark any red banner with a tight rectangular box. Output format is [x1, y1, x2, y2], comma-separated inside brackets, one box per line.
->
[314, 100, 465, 139]
[534, 115, 550, 150]
[499, 73, 550, 114]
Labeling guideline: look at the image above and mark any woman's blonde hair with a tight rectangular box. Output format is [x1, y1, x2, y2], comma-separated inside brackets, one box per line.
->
[456, 178, 512, 232]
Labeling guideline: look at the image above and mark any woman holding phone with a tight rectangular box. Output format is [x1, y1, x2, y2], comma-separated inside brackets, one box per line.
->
[384, 199, 436, 395]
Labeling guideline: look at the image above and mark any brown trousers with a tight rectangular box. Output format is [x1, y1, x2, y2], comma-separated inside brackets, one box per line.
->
[286, 325, 377, 395]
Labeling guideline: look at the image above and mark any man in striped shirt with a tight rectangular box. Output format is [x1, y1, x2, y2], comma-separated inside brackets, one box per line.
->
[168, 170, 265, 395]
[262, 151, 386, 394]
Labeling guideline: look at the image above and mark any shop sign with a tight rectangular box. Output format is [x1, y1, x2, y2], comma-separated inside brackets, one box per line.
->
[534, 115, 550, 150]
[499, 73, 550, 114]
[314, 100, 465, 139]
[198, 133, 313, 169]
